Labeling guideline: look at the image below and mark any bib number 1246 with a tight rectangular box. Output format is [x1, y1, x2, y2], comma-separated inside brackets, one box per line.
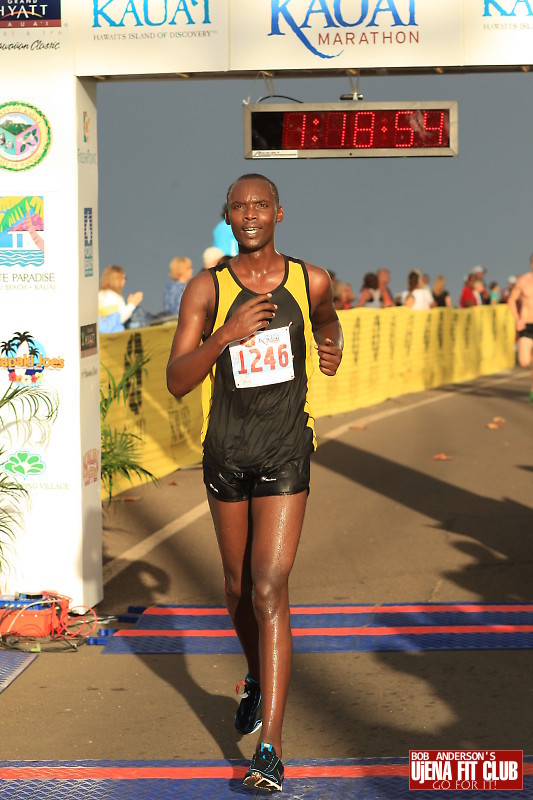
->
[229, 325, 294, 389]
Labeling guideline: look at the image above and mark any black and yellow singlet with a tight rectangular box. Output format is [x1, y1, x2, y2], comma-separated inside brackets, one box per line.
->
[201, 256, 316, 471]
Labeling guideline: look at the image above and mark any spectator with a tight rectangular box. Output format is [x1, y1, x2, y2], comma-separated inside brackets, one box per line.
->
[471, 265, 490, 304]
[357, 272, 382, 308]
[432, 275, 452, 308]
[202, 246, 224, 270]
[458, 273, 482, 308]
[401, 269, 436, 310]
[212, 205, 238, 257]
[164, 256, 193, 317]
[98, 264, 143, 333]
[489, 281, 500, 305]
[377, 268, 396, 307]
[334, 282, 355, 310]
[500, 275, 517, 303]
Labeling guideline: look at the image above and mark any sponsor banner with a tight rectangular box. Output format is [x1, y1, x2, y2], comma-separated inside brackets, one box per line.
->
[409, 750, 523, 791]
[73, 0, 229, 76]
[0, 194, 50, 295]
[0, 0, 73, 68]
[229, 0, 464, 71]
[0, 101, 52, 172]
[464, 0, 533, 66]
[99, 306, 515, 491]
[0, 0, 61, 28]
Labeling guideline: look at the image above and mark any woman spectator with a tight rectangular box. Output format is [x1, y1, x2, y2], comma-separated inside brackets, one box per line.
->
[357, 272, 382, 308]
[401, 269, 436, 310]
[432, 275, 452, 308]
[164, 256, 193, 317]
[98, 264, 143, 333]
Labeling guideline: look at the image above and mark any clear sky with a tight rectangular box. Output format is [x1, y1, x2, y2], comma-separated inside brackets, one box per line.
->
[96, 70, 533, 315]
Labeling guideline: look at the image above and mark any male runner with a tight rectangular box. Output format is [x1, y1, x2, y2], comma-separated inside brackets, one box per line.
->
[166, 174, 343, 791]
[508, 253, 533, 402]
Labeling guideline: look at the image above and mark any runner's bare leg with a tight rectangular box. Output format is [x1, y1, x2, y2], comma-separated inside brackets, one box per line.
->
[209, 490, 307, 757]
[208, 496, 260, 680]
[249, 490, 308, 756]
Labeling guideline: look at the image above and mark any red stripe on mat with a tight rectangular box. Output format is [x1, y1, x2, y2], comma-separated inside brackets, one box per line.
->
[0, 763, 531, 781]
[0, 764, 406, 780]
[142, 605, 533, 616]
[114, 625, 533, 638]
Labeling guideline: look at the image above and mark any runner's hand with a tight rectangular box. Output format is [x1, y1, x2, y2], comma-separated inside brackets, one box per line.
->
[316, 338, 342, 376]
[223, 294, 277, 343]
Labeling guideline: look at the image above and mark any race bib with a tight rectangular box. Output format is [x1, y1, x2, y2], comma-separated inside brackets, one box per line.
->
[229, 325, 294, 389]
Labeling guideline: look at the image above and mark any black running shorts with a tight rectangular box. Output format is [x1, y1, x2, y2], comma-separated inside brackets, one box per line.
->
[203, 456, 310, 502]
[518, 323, 533, 340]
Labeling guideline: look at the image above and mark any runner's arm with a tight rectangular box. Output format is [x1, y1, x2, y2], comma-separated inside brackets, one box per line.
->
[307, 264, 343, 376]
[507, 281, 524, 330]
[166, 273, 277, 397]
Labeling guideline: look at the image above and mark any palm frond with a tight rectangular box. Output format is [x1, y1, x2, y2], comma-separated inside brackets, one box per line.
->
[0, 384, 59, 427]
[100, 426, 158, 504]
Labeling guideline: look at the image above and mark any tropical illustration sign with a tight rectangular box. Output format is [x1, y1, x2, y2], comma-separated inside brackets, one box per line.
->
[0, 196, 44, 269]
[0, 330, 64, 386]
[0, 101, 52, 171]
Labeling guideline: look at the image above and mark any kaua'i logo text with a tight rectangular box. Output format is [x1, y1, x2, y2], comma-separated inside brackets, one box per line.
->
[92, 0, 211, 27]
[0, 330, 64, 386]
[0, 102, 52, 172]
[268, 0, 418, 59]
[483, 0, 533, 16]
[0, 0, 61, 28]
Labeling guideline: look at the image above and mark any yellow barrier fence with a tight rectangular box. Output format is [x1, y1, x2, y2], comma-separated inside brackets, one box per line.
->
[100, 305, 515, 494]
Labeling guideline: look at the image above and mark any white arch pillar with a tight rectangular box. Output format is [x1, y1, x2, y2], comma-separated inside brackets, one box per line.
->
[0, 72, 102, 607]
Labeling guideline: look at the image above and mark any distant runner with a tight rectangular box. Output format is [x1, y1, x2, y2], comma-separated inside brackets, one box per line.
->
[508, 253, 533, 402]
[166, 173, 343, 792]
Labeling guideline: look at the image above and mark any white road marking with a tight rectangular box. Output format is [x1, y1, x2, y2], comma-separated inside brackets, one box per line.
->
[104, 371, 522, 582]
[103, 500, 209, 582]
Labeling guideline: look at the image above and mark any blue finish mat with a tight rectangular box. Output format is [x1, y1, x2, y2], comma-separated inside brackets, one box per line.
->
[96, 603, 533, 655]
[0, 652, 38, 695]
[0, 759, 530, 800]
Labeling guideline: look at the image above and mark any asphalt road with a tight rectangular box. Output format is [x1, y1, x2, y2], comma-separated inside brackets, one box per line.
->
[1, 367, 532, 766]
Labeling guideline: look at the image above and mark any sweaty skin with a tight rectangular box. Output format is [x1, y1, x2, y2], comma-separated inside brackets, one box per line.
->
[167, 175, 343, 760]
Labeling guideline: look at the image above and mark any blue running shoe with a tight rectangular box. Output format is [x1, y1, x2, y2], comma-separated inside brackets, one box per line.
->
[243, 742, 284, 792]
[235, 674, 262, 735]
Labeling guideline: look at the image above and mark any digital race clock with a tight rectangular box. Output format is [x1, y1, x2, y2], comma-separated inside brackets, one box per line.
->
[244, 101, 458, 159]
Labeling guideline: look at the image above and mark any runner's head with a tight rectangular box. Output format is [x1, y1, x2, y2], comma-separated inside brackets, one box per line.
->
[225, 174, 283, 252]
[226, 174, 280, 211]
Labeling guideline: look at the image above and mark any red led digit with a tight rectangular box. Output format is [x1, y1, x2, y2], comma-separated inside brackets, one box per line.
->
[423, 111, 446, 146]
[326, 111, 347, 148]
[353, 111, 375, 148]
[394, 110, 415, 148]
[282, 112, 307, 149]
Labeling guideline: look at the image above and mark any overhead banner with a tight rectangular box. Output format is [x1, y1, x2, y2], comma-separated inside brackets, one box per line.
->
[53, 0, 533, 77]
[229, 0, 464, 71]
[72, 0, 229, 76]
[464, 0, 533, 67]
